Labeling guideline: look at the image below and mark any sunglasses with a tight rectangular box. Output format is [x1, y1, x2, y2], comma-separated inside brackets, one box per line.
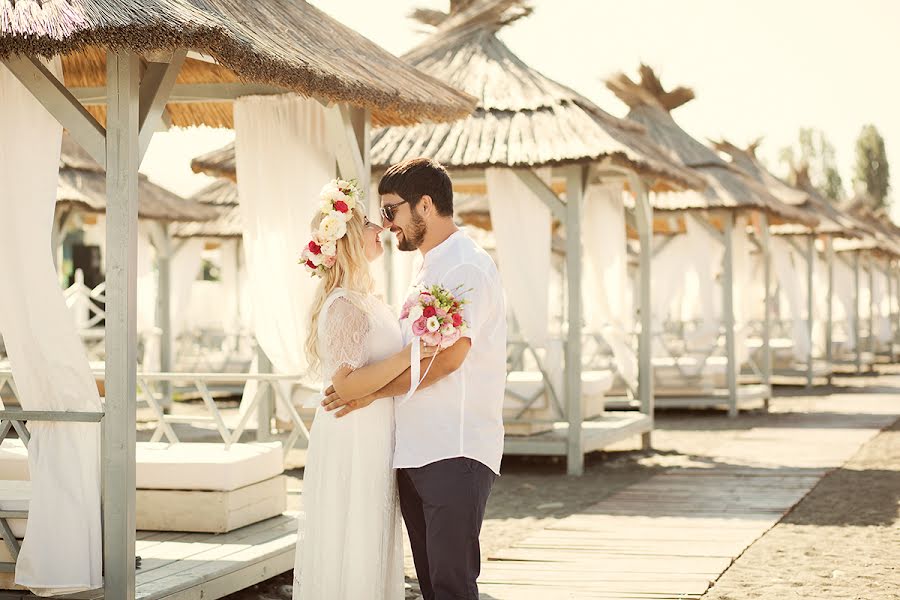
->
[380, 198, 410, 223]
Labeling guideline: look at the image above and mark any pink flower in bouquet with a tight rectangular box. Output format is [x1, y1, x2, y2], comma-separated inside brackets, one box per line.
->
[436, 308, 448, 319]
[422, 331, 442, 347]
[439, 328, 460, 349]
[423, 305, 437, 318]
[412, 317, 429, 337]
[451, 312, 463, 327]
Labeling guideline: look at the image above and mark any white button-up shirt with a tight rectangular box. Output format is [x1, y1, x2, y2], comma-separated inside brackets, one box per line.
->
[393, 230, 507, 475]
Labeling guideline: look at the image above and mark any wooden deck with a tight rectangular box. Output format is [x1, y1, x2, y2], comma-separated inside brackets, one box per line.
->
[134, 513, 297, 600]
[503, 413, 652, 456]
[478, 397, 899, 599]
[653, 383, 770, 412]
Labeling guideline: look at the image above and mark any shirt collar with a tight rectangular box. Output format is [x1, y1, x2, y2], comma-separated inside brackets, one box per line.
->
[421, 230, 464, 268]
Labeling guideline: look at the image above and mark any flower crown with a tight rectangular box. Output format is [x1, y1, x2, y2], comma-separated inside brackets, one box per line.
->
[300, 178, 363, 277]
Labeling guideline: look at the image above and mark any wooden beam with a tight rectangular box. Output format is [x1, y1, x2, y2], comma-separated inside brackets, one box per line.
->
[103, 49, 140, 600]
[512, 169, 566, 222]
[722, 212, 738, 417]
[70, 82, 287, 105]
[629, 173, 654, 450]
[806, 234, 815, 387]
[327, 104, 366, 183]
[854, 251, 862, 373]
[138, 49, 187, 163]
[759, 212, 773, 409]
[2, 55, 106, 167]
[564, 165, 585, 476]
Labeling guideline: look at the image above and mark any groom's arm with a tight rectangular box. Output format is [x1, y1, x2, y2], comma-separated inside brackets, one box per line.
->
[322, 337, 471, 417]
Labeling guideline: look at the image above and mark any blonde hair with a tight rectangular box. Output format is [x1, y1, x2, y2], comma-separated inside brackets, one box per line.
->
[305, 209, 374, 374]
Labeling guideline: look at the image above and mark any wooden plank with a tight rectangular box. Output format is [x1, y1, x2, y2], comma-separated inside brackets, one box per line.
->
[136, 518, 296, 600]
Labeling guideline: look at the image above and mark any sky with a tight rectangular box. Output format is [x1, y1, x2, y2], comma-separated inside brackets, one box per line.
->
[141, 0, 900, 217]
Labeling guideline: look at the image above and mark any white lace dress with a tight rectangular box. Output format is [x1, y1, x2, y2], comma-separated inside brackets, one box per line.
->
[292, 289, 405, 600]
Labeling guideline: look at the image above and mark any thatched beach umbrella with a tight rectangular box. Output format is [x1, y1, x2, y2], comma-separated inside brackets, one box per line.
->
[606, 65, 820, 414]
[370, 0, 707, 476]
[712, 139, 875, 384]
[171, 179, 242, 240]
[0, 1, 476, 594]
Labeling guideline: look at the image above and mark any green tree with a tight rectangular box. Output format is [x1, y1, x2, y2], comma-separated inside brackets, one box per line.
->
[779, 128, 844, 202]
[853, 124, 891, 208]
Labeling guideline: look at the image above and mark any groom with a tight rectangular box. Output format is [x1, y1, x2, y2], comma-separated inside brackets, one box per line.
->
[323, 157, 506, 600]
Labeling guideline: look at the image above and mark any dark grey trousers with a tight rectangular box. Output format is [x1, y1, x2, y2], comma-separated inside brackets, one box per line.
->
[398, 457, 496, 600]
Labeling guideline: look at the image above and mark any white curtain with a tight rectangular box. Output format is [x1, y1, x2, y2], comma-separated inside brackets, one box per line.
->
[170, 238, 204, 344]
[0, 61, 102, 594]
[486, 169, 551, 349]
[770, 236, 811, 361]
[684, 216, 723, 344]
[873, 269, 892, 343]
[234, 95, 334, 421]
[582, 183, 637, 389]
[833, 256, 857, 350]
[137, 224, 159, 370]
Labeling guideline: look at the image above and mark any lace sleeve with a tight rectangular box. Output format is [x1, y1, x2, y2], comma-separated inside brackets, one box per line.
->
[321, 296, 371, 378]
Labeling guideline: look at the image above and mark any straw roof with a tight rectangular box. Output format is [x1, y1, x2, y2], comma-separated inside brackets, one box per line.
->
[0, 0, 477, 127]
[57, 133, 219, 222]
[191, 142, 236, 181]
[606, 65, 816, 226]
[170, 179, 242, 239]
[713, 139, 863, 238]
[839, 194, 900, 256]
[369, 0, 702, 189]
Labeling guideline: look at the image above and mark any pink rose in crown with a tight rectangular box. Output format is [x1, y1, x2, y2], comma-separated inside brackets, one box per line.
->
[322, 254, 337, 268]
[333, 200, 349, 213]
[308, 240, 321, 255]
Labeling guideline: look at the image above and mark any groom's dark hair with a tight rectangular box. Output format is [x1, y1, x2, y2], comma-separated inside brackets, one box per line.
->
[378, 157, 454, 217]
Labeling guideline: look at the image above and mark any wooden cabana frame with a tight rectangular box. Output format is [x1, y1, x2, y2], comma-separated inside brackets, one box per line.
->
[369, 1, 703, 475]
[0, 1, 475, 595]
[606, 65, 819, 417]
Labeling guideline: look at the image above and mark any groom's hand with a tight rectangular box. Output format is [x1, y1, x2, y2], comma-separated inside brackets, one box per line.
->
[322, 385, 375, 418]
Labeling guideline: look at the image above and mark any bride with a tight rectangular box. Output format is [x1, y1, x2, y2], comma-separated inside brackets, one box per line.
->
[292, 180, 435, 600]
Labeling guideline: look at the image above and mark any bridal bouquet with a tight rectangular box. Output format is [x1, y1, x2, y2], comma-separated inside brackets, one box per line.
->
[401, 284, 470, 349]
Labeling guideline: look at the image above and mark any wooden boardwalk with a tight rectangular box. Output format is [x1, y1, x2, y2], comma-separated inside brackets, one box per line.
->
[478, 400, 899, 599]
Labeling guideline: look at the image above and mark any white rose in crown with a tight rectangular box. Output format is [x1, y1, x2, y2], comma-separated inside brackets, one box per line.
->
[318, 212, 348, 241]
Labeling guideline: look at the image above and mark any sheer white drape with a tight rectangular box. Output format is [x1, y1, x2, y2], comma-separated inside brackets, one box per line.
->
[485, 169, 551, 350]
[833, 257, 857, 350]
[731, 217, 755, 366]
[234, 95, 334, 420]
[770, 236, 811, 361]
[170, 238, 204, 344]
[582, 183, 637, 388]
[0, 60, 102, 594]
[137, 224, 159, 370]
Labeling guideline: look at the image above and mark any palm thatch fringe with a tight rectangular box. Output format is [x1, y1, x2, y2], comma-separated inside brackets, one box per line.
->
[370, 1, 702, 189]
[171, 179, 242, 238]
[0, 0, 477, 127]
[58, 132, 219, 222]
[190, 141, 236, 182]
[606, 64, 816, 226]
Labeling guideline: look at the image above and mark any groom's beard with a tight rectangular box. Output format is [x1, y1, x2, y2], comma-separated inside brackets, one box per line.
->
[396, 212, 426, 251]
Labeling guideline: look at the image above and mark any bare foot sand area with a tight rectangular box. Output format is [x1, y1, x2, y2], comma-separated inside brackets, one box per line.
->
[220, 365, 900, 599]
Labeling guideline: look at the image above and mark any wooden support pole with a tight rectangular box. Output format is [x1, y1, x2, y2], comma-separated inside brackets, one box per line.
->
[759, 214, 773, 409]
[153, 224, 173, 410]
[888, 260, 896, 362]
[564, 165, 585, 476]
[854, 251, 862, 373]
[630, 174, 654, 449]
[868, 257, 876, 369]
[256, 346, 273, 442]
[102, 49, 140, 600]
[806, 234, 815, 387]
[825, 237, 835, 384]
[722, 212, 738, 417]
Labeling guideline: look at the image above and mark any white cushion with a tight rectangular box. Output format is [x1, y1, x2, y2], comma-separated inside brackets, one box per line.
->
[0, 441, 283, 492]
[0, 480, 29, 538]
[505, 370, 614, 411]
[136, 442, 283, 491]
